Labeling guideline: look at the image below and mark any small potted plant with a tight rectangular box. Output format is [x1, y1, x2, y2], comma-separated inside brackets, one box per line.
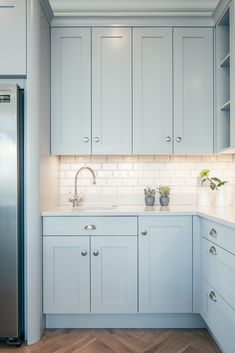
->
[157, 185, 171, 206]
[144, 186, 156, 206]
[199, 169, 228, 207]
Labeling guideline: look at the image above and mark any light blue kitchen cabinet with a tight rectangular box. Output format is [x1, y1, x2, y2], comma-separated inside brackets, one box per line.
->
[200, 217, 235, 353]
[92, 28, 132, 155]
[201, 280, 235, 353]
[133, 28, 173, 154]
[0, 0, 26, 76]
[43, 216, 138, 314]
[51, 28, 91, 154]
[91, 236, 137, 313]
[139, 216, 193, 313]
[173, 28, 214, 155]
[43, 236, 90, 313]
[201, 237, 235, 310]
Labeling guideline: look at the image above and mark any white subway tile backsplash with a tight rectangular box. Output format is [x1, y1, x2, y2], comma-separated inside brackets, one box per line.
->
[123, 178, 139, 186]
[97, 170, 113, 178]
[118, 163, 133, 170]
[133, 163, 148, 170]
[75, 156, 91, 163]
[91, 155, 107, 162]
[107, 178, 123, 186]
[217, 155, 233, 161]
[103, 163, 118, 170]
[107, 155, 122, 162]
[139, 155, 155, 162]
[138, 178, 154, 186]
[59, 155, 235, 206]
[160, 170, 175, 178]
[113, 171, 128, 178]
[122, 155, 139, 162]
[154, 155, 170, 161]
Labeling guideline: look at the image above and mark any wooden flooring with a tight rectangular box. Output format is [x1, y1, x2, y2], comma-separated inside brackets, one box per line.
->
[0, 329, 221, 353]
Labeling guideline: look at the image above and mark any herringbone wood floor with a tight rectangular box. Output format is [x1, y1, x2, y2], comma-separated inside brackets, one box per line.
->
[0, 329, 221, 353]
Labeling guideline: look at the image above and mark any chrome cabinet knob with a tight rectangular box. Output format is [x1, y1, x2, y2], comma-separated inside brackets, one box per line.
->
[176, 137, 182, 143]
[84, 137, 89, 143]
[84, 224, 96, 231]
[209, 291, 217, 302]
[209, 246, 217, 255]
[81, 250, 88, 256]
[94, 137, 100, 143]
[93, 250, 99, 256]
[141, 230, 147, 236]
[209, 228, 217, 237]
[165, 136, 171, 142]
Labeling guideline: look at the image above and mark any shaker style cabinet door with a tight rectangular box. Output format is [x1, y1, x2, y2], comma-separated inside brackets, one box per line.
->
[0, 0, 26, 76]
[43, 236, 90, 313]
[91, 236, 137, 313]
[51, 28, 91, 154]
[173, 28, 214, 154]
[92, 28, 132, 155]
[139, 216, 193, 313]
[133, 28, 173, 154]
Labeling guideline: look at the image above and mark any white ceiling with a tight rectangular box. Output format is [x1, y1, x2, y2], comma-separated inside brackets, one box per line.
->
[49, 0, 220, 17]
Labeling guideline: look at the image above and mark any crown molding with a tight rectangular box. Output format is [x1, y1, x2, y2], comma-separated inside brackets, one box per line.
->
[40, 0, 53, 23]
[50, 0, 219, 17]
[212, 0, 230, 23]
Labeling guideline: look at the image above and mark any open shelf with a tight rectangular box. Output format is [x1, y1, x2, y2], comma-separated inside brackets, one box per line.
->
[216, 5, 231, 152]
[220, 100, 231, 111]
[220, 52, 230, 67]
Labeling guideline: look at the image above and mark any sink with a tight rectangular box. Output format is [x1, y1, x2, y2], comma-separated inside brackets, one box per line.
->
[75, 205, 117, 212]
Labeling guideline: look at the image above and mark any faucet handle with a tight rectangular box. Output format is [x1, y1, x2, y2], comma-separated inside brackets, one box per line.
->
[69, 194, 78, 208]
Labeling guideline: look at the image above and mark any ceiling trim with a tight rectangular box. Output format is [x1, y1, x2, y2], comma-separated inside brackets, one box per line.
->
[50, 0, 219, 17]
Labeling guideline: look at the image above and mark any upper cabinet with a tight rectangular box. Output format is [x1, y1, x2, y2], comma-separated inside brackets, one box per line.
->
[0, 0, 26, 76]
[51, 27, 131, 155]
[92, 28, 132, 155]
[51, 28, 92, 155]
[133, 28, 173, 154]
[51, 26, 214, 156]
[173, 28, 214, 155]
[133, 27, 214, 155]
[215, 1, 235, 153]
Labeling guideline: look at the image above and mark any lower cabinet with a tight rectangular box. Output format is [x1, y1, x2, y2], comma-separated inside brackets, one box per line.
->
[43, 236, 90, 313]
[91, 236, 137, 313]
[43, 235, 137, 314]
[200, 218, 235, 353]
[201, 280, 235, 353]
[139, 216, 193, 313]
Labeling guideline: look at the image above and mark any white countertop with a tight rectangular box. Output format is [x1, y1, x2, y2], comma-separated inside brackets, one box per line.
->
[41, 205, 235, 229]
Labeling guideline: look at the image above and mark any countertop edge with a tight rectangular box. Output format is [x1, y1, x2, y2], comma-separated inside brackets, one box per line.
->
[41, 206, 235, 229]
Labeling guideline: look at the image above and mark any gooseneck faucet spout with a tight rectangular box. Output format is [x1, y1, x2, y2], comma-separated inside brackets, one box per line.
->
[69, 167, 96, 208]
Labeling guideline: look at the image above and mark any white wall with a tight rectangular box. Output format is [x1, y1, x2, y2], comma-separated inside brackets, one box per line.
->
[25, 0, 58, 345]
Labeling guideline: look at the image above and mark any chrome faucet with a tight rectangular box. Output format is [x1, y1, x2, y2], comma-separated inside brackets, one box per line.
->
[69, 167, 96, 208]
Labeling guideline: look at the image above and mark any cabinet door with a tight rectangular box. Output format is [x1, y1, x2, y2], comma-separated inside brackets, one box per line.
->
[43, 236, 90, 313]
[91, 236, 137, 313]
[133, 28, 173, 154]
[174, 28, 214, 154]
[92, 28, 132, 155]
[51, 28, 91, 154]
[0, 0, 26, 76]
[139, 216, 192, 313]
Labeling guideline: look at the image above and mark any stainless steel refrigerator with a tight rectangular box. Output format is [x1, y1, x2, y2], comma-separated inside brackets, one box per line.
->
[0, 85, 24, 346]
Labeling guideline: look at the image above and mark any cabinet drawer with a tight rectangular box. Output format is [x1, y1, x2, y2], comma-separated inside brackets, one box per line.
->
[202, 237, 235, 310]
[201, 218, 235, 255]
[201, 280, 235, 353]
[43, 216, 138, 236]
